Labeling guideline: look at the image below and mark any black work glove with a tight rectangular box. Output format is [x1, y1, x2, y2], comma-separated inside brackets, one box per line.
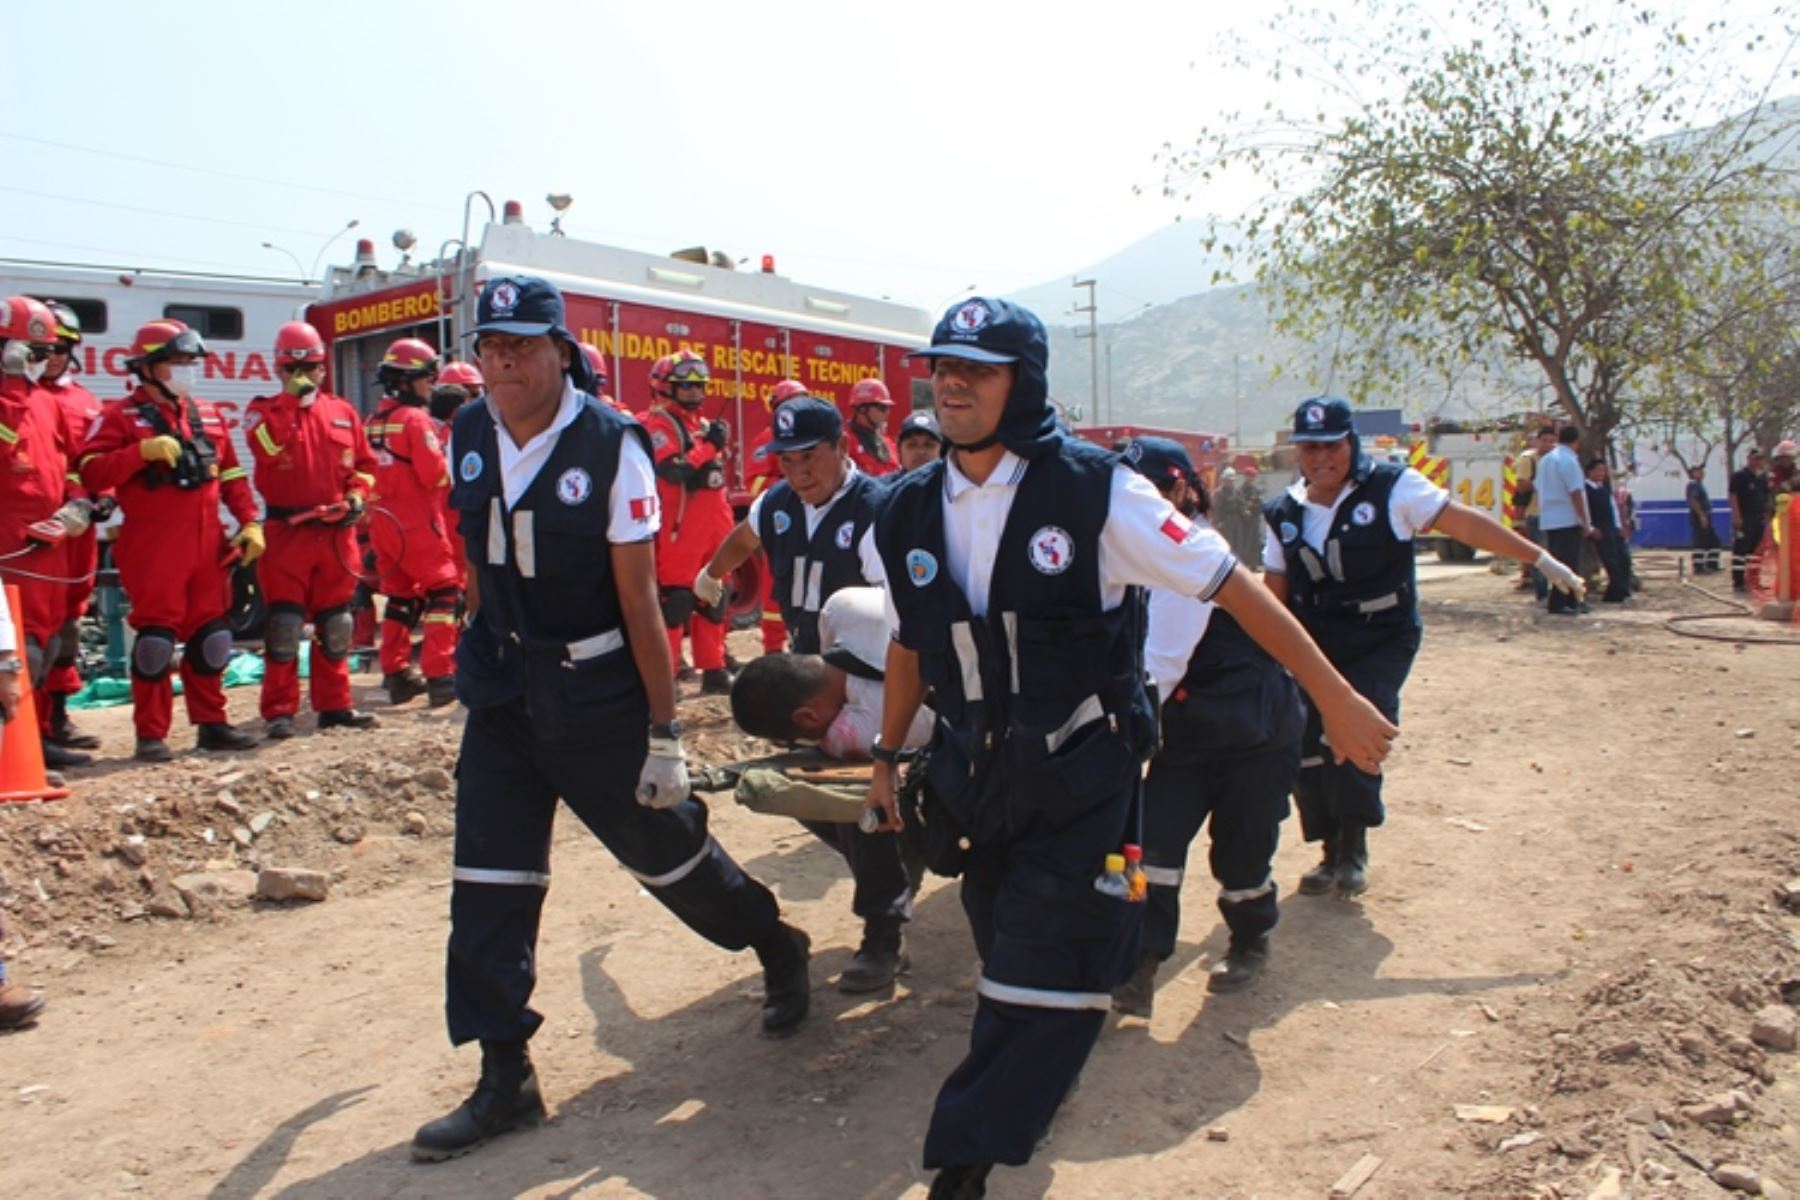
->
[703, 419, 729, 450]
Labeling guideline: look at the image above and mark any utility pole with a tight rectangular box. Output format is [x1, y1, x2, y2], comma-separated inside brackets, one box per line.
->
[1073, 278, 1099, 424]
[1233, 352, 1242, 447]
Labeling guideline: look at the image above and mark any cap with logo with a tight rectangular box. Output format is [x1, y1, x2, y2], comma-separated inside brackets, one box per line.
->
[897, 409, 942, 444]
[1289, 397, 1357, 443]
[1122, 436, 1195, 489]
[767, 395, 843, 453]
[904, 296, 1047, 370]
[469, 275, 596, 392]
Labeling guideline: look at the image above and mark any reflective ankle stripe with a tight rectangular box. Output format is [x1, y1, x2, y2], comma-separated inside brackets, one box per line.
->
[452, 866, 550, 888]
[1300, 755, 1326, 769]
[977, 976, 1113, 1012]
[1142, 864, 1183, 888]
[1218, 875, 1274, 904]
[624, 839, 712, 888]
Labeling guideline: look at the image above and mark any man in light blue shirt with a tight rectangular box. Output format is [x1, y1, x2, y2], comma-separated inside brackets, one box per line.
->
[1534, 426, 1590, 614]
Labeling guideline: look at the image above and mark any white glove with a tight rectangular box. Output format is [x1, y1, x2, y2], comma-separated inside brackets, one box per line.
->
[53, 500, 93, 538]
[1536, 550, 1586, 599]
[636, 735, 691, 809]
[693, 567, 725, 607]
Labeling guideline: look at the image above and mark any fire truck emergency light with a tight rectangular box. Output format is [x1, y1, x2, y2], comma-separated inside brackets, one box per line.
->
[502, 200, 525, 226]
[761, 255, 776, 274]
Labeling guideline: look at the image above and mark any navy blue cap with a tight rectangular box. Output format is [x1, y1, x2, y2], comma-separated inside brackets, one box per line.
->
[903, 296, 1047, 371]
[1122, 436, 1195, 488]
[471, 276, 570, 338]
[767, 395, 843, 453]
[1290, 397, 1356, 442]
[897, 409, 942, 443]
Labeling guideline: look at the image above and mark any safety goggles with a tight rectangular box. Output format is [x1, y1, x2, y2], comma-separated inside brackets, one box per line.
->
[277, 362, 324, 374]
[668, 363, 709, 384]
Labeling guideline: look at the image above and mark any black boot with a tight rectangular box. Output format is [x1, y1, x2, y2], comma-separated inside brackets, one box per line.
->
[47, 695, 101, 750]
[134, 738, 174, 763]
[929, 1164, 993, 1199]
[1298, 836, 1339, 895]
[383, 667, 427, 704]
[757, 924, 811, 1037]
[411, 1040, 546, 1163]
[426, 676, 457, 709]
[317, 709, 378, 730]
[700, 667, 734, 696]
[1337, 823, 1370, 897]
[838, 916, 906, 994]
[1206, 935, 1270, 993]
[196, 723, 257, 752]
[1111, 949, 1161, 1018]
[42, 741, 93, 768]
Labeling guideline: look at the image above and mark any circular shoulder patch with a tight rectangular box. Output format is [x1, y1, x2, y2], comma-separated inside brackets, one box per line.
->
[771, 509, 792, 535]
[1028, 525, 1074, 575]
[459, 451, 483, 483]
[835, 520, 855, 550]
[556, 467, 593, 506]
[1278, 520, 1299, 544]
[905, 549, 938, 587]
[1352, 501, 1377, 527]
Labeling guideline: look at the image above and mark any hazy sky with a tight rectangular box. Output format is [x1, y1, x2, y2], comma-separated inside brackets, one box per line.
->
[1, 0, 1785, 317]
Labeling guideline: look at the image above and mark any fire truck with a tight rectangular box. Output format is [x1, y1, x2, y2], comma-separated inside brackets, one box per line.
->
[305, 212, 933, 496]
[1405, 419, 1525, 561]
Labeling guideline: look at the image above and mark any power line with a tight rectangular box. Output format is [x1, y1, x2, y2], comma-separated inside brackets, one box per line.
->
[0, 234, 279, 275]
[0, 184, 343, 239]
[0, 131, 458, 214]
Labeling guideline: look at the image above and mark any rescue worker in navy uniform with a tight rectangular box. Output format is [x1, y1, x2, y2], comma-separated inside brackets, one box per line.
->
[1263, 398, 1584, 899]
[696, 395, 911, 991]
[413, 277, 811, 1163]
[863, 298, 1401, 1199]
[896, 408, 945, 474]
[1110, 437, 1303, 1017]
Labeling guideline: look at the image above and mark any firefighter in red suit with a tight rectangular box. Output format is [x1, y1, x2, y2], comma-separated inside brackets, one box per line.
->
[580, 344, 631, 415]
[431, 360, 484, 589]
[0, 296, 93, 770]
[77, 319, 262, 762]
[845, 377, 899, 478]
[743, 378, 808, 654]
[641, 350, 735, 693]
[246, 321, 381, 739]
[37, 300, 109, 761]
[365, 336, 460, 708]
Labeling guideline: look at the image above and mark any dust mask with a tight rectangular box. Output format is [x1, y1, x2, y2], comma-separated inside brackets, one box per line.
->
[162, 364, 198, 397]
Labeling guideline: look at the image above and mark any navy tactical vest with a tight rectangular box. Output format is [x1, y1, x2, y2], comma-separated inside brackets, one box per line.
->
[756, 471, 881, 654]
[1264, 463, 1419, 650]
[448, 396, 651, 731]
[1162, 606, 1303, 761]
[874, 438, 1154, 845]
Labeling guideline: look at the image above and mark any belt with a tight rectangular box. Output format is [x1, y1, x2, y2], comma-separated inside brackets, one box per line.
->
[265, 501, 344, 521]
[504, 626, 624, 662]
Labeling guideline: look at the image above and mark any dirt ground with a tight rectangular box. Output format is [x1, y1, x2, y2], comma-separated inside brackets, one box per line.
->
[3, 553, 1799, 1199]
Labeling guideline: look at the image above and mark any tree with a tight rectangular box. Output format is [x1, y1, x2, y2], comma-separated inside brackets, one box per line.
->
[1159, 0, 1800, 452]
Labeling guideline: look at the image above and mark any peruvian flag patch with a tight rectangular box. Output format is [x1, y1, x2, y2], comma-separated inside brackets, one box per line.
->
[1159, 513, 1193, 544]
[630, 496, 658, 521]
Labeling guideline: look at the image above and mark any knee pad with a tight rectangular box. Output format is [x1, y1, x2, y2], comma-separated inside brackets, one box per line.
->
[316, 604, 354, 661]
[23, 635, 49, 688]
[425, 588, 460, 618]
[184, 618, 234, 676]
[132, 627, 178, 682]
[264, 604, 306, 664]
[659, 586, 696, 629]
[382, 595, 422, 628]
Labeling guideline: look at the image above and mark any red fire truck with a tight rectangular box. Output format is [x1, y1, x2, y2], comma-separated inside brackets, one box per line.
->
[305, 215, 933, 503]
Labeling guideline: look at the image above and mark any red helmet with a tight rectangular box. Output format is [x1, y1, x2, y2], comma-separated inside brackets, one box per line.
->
[765, 378, 808, 411]
[127, 318, 208, 368]
[0, 296, 56, 344]
[438, 361, 485, 390]
[849, 378, 893, 408]
[272, 321, 326, 366]
[579, 344, 609, 388]
[378, 336, 439, 384]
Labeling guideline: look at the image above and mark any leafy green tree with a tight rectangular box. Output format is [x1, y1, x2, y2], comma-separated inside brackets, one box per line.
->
[1159, 0, 1800, 451]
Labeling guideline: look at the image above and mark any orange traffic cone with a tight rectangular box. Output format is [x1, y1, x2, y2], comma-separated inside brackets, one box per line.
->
[0, 584, 70, 804]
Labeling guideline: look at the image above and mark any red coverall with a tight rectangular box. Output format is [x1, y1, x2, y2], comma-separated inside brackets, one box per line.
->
[847, 421, 899, 479]
[245, 389, 378, 719]
[743, 425, 786, 653]
[365, 395, 459, 680]
[642, 403, 734, 673]
[0, 374, 74, 674]
[40, 374, 105, 704]
[79, 388, 257, 740]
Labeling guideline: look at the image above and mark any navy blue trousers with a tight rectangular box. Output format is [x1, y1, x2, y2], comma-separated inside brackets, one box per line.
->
[446, 699, 781, 1046]
[1294, 625, 1419, 841]
[799, 820, 913, 923]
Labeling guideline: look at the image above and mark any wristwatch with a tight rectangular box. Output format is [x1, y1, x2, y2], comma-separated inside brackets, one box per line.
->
[870, 736, 901, 766]
[0, 658, 20, 676]
[650, 720, 684, 739]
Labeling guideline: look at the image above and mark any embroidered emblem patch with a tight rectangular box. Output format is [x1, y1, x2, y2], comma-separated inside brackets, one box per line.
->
[1352, 501, 1377, 527]
[556, 467, 593, 505]
[1028, 525, 1073, 575]
[905, 549, 937, 587]
[459, 452, 483, 482]
[772, 510, 792, 535]
[835, 520, 855, 550]
[1279, 520, 1299, 543]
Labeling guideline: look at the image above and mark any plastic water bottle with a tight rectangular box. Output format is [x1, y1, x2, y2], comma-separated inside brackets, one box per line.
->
[1123, 844, 1148, 903]
[1094, 853, 1130, 899]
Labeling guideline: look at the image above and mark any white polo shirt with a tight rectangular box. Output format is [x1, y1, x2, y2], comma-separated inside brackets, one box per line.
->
[745, 466, 885, 583]
[1261, 466, 1448, 573]
[815, 587, 935, 759]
